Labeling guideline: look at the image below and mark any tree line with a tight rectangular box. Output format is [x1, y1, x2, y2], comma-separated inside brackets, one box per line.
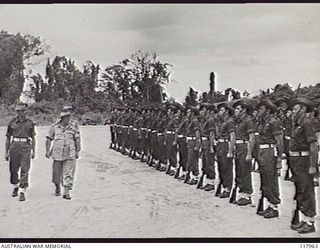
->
[1, 30, 319, 114]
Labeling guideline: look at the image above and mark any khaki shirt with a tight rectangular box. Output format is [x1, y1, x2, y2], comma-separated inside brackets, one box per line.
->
[290, 117, 317, 152]
[257, 114, 282, 144]
[6, 116, 36, 139]
[235, 115, 255, 141]
[217, 117, 236, 140]
[47, 122, 80, 161]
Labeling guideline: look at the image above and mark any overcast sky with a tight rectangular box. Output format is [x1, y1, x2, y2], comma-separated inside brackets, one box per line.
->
[1, 4, 320, 101]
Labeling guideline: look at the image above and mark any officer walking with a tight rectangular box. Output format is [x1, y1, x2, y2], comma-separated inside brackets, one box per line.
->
[46, 110, 81, 199]
[5, 102, 36, 201]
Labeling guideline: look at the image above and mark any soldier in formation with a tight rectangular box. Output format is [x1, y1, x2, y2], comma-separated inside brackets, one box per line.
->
[109, 96, 319, 234]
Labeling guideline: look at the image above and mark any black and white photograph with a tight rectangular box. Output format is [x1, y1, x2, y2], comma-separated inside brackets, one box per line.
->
[0, 3, 319, 240]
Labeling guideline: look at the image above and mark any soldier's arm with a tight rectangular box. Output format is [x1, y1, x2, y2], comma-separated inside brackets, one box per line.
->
[228, 131, 236, 156]
[46, 126, 55, 157]
[247, 132, 255, 159]
[209, 130, 215, 151]
[75, 138, 81, 152]
[310, 141, 318, 174]
[195, 129, 201, 149]
[5, 136, 11, 160]
[74, 128, 81, 153]
[31, 135, 36, 159]
[45, 138, 52, 158]
[275, 134, 284, 161]
[272, 118, 284, 163]
[303, 120, 318, 173]
[5, 122, 12, 160]
[246, 119, 256, 159]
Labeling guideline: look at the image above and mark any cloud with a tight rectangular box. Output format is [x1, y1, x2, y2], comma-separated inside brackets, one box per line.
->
[0, 4, 319, 102]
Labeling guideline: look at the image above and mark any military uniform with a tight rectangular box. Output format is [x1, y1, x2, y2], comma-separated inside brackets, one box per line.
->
[109, 109, 118, 149]
[157, 110, 169, 171]
[256, 100, 282, 218]
[6, 114, 36, 198]
[233, 107, 255, 205]
[121, 109, 132, 155]
[276, 106, 293, 181]
[175, 112, 189, 179]
[216, 109, 236, 198]
[140, 109, 148, 160]
[149, 109, 161, 166]
[114, 110, 124, 151]
[289, 98, 317, 233]
[165, 108, 180, 175]
[200, 109, 216, 190]
[47, 117, 81, 196]
[131, 110, 141, 159]
[185, 109, 201, 185]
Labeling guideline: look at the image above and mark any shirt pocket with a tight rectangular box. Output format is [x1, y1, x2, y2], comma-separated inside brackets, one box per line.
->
[291, 126, 302, 140]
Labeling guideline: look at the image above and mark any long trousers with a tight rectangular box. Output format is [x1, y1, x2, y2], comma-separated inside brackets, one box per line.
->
[140, 130, 147, 154]
[9, 142, 31, 189]
[151, 132, 158, 160]
[290, 156, 316, 217]
[178, 137, 188, 171]
[167, 134, 178, 167]
[158, 134, 167, 164]
[258, 147, 281, 205]
[201, 140, 216, 179]
[132, 129, 139, 152]
[235, 143, 253, 194]
[186, 139, 200, 176]
[52, 159, 76, 189]
[216, 141, 233, 190]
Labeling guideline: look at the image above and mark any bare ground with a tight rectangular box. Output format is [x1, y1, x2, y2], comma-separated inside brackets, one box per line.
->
[0, 126, 319, 238]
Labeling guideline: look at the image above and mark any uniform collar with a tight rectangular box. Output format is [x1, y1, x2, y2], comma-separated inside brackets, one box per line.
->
[58, 121, 71, 128]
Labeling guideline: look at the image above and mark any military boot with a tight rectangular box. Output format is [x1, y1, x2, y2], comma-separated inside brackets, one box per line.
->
[63, 188, 71, 200]
[12, 187, 19, 197]
[55, 184, 61, 196]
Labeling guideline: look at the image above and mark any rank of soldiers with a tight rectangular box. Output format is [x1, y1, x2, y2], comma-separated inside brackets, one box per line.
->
[108, 97, 320, 234]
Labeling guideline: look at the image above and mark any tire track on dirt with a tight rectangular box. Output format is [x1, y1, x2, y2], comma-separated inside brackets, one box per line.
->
[50, 204, 89, 238]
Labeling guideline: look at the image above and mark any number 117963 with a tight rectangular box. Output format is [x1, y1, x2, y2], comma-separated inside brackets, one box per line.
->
[300, 244, 319, 248]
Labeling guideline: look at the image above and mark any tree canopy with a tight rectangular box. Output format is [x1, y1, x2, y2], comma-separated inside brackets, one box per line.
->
[0, 31, 48, 104]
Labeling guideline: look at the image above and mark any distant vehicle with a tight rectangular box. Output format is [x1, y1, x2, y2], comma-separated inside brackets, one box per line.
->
[82, 118, 97, 126]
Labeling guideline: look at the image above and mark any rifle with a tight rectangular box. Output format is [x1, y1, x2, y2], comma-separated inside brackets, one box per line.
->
[184, 171, 191, 183]
[256, 194, 264, 215]
[148, 156, 154, 166]
[215, 182, 222, 197]
[165, 164, 171, 175]
[174, 166, 181, 178]
[196, 152, 205, 189]
[284, 167, 291, 180]
[155, 161, 161, 170]
[229, 185, 238, 204]
[197, 172, 205, 189]
[291, 202, 300, 226]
